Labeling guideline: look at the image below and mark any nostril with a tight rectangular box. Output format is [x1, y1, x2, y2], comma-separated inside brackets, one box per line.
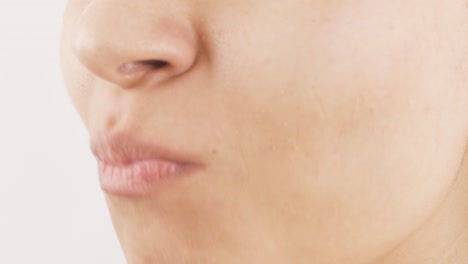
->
[142, 59, 168, 69]
[118, 60, 168, 74]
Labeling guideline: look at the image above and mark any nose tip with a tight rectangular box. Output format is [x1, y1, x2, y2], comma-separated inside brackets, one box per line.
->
[72, 2, 199, 89]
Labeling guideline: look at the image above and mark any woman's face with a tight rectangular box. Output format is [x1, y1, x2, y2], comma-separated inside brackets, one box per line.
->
[61, 1, 468, 263]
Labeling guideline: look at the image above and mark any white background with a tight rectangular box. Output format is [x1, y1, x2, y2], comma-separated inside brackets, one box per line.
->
[0, 1, 125, 263]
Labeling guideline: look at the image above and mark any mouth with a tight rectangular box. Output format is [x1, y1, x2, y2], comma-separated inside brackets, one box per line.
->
[90, 131, 201, 196]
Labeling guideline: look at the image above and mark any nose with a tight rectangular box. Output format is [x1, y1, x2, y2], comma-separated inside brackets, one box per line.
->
[72, 1, 199, 89]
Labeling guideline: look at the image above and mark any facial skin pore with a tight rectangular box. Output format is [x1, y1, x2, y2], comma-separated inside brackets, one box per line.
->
[61, 1, 468, 263]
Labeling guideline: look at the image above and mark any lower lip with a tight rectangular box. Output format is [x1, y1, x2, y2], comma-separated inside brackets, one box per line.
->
[98, 160, 187, 196]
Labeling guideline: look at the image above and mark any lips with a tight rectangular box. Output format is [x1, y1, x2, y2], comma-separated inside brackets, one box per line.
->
[90, 132, 200, 196]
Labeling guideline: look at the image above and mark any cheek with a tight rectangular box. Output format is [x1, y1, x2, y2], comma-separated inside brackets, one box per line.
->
[206, 1, 466, 260]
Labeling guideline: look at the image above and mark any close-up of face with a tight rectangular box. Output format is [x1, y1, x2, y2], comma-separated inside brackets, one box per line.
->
[60, 1, 468, 263]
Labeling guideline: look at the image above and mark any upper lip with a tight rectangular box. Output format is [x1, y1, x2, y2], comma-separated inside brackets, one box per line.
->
[90, 131, 198, 166]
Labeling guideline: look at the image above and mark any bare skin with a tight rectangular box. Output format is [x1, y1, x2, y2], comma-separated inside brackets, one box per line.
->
[60, 1, 468, 263]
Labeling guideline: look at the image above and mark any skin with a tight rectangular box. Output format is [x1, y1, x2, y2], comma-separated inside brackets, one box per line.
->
[60, 0, 468, 263]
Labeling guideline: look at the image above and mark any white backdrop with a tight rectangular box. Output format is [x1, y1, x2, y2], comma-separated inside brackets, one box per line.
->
[0, 1, 125, 263]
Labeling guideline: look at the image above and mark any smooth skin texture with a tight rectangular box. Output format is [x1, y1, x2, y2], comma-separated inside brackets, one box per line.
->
[60, 1, 468, 263]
